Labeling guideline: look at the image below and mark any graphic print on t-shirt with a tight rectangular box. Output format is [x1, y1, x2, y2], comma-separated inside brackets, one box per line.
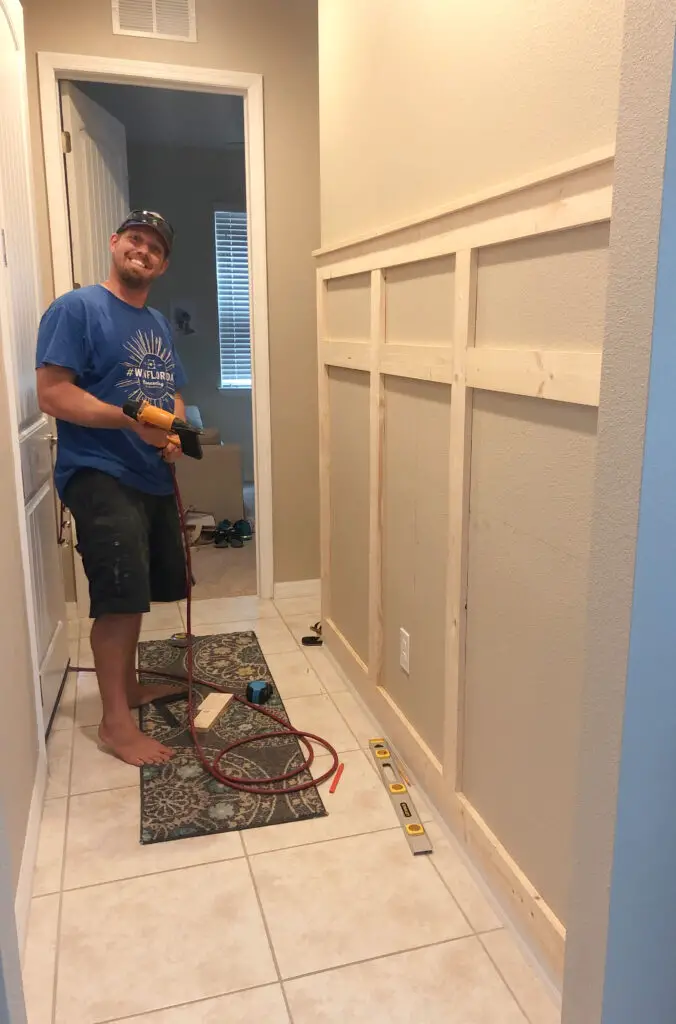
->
[116, 328, 177, 407]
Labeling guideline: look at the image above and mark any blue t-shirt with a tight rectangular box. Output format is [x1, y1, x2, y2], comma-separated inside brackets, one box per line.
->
[35, 284, 187, 498]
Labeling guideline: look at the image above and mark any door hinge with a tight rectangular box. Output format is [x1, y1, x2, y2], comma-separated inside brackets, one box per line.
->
[61, 130, 72, 154]
[0, 229, 7, 268]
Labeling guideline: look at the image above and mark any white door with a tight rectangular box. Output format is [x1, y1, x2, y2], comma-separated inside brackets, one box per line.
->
[61, 82, 130, 287]
[0, 0, 69, 731]
[60, 82, 130, 616]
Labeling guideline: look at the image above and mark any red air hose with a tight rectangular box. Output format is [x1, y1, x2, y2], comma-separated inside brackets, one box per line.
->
[70, 469, 339, 796]
[170, 467, 340, 795]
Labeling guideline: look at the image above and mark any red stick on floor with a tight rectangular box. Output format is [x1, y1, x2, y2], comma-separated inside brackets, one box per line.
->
[329, 762, 345, 794]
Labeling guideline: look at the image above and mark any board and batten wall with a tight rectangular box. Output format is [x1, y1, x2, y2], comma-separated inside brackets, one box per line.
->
[317, 156, 611, 983]
[317, 0, 625, 980]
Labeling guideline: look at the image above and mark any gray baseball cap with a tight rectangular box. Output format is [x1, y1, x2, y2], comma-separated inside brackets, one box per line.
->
[117, 210, 174, 255]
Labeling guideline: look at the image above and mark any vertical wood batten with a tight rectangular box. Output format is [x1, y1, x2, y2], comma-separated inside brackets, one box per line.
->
[368, 269, 386, 682]
[443, 248, 478, 788]
[317, 272, 331, 620]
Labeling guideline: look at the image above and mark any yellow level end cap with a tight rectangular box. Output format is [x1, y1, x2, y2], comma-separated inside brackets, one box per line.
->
[370, 738, 385, 743]
[406, 823, 425, 836]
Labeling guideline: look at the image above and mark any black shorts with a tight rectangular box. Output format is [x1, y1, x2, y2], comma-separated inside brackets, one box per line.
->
[64, 468, 187, 619]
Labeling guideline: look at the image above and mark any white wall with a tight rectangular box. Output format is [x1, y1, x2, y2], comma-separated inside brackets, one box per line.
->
[127, 141, 254, 480]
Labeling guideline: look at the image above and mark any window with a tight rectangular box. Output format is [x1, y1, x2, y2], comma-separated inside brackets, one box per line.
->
[214, 210, 251, 389]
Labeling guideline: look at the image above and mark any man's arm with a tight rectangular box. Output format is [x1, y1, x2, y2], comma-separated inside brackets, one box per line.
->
[160, 391, 186, 463]
[37, 365, 169, 446]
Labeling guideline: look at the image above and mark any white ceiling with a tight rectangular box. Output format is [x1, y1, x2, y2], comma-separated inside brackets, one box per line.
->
[75, 82, 244, 151]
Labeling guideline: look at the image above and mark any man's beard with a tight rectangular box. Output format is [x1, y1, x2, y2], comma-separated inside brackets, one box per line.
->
[117, 265, 148, 289]
[114, 253, 153, 290]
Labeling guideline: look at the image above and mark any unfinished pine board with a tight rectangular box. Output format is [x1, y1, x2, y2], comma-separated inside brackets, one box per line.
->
[456, 793, 566, 979]
[368, 270, 385, 683]
[317, 275, 331, 618]
[381, 376, 451, 760]
[324, 272, 372, 339]
[194, 693, 234, 731]
[318, 181, 612, 281]
[466, 348, 602, 406]
[379, 344, 453, 384]
[475, 223, 610, 351]
[321, 340, 370, 372]
[328, 367, 371, 665]
[462, 392, 598, 924]
[384, 255, 455, 343]
[442, 248, 477, 789]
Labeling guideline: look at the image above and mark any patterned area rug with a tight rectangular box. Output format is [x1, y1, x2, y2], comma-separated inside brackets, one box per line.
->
[138, 631, 327, 845]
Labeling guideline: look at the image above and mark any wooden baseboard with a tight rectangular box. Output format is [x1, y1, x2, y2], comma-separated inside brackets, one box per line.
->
[323, 618, 565, 982]
[14, 750, 47, 959]
[273, 579, 321, 600]
[455, 794, 566, 978]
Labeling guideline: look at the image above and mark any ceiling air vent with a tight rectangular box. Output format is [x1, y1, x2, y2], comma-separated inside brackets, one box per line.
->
[112, 0, 197, 42]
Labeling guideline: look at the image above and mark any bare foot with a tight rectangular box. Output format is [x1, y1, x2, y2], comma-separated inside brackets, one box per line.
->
[127, 681, 188, 708]
[98, 717, 174, 766]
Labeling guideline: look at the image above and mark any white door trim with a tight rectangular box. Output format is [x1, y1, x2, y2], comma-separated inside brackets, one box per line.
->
[0, 0, 46, 748]
[37, 51, 274, 599]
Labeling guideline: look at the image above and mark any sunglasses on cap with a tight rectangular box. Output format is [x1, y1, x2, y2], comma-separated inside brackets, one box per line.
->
[116, 210, 175, 254]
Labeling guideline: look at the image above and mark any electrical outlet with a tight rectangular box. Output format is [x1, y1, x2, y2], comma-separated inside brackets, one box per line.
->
[399, 628, 410, 675]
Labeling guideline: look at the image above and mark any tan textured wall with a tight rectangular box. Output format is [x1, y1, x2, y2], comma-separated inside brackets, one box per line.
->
[382, 378, 450, 760]
[0, 342, 38, 891]
[22, 0, 320, 583]
[328, 368, 370, 662]
[325, 274, 371, 340]
[475, 224, 610, 350]
[318, 0, 625, 246]
[464, 392, 598, 923]
[385, 257, 456, 344]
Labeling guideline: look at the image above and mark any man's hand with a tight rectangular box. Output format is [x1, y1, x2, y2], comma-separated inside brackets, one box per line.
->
[161, 439, 183, 463]
[130, 421, 170, 448]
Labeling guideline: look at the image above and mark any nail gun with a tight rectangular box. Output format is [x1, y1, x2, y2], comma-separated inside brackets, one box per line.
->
[123, 399, 204, 459]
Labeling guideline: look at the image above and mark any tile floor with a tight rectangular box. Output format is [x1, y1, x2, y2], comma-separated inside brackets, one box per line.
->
[25, 596, 561, 1023]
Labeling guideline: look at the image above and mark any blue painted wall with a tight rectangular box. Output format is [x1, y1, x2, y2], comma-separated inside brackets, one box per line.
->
[602, 37, 676, 1024]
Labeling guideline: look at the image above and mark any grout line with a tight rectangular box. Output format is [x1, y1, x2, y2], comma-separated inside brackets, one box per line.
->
[49, 675, 78, 1024]
[95, 982, 284, 1024]
[243, 824, 403, 859]
[241, 842, 295, 1023]
[427, 854, 476, 938]
[68, 780, 139, 798]
[478, 931, 538, 1024]
[60, 826, 408, 899]
[281, 933, 478, 988]
[57, 849, 248, 896]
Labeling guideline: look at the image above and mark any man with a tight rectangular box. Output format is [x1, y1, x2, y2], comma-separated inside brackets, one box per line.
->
[36, 210, 188, 767]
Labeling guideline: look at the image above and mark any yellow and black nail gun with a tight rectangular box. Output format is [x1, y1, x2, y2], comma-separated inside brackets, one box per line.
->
[123, 399, 204, 460]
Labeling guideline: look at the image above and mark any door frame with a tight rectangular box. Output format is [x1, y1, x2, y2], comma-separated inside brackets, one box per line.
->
[37, 51, 274, 599]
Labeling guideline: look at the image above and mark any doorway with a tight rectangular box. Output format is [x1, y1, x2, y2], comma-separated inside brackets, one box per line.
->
[38, 53, 273, 603]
